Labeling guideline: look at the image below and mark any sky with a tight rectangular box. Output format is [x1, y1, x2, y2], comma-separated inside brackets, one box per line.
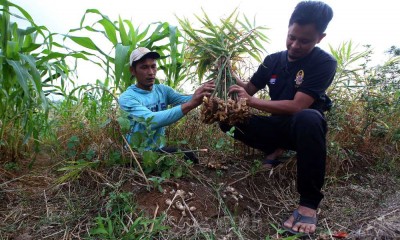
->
[10, 0, 400, 86]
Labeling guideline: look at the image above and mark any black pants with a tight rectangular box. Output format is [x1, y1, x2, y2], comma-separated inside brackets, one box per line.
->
[157, 146, 199, 164]
[220, 109, 327, 209]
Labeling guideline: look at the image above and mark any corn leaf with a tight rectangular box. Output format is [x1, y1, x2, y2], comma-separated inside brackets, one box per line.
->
[118, 16, 129, 45]
[67, 35, 98, 51]
[115, 43, 130, 88]
[97, 19, 118, 45]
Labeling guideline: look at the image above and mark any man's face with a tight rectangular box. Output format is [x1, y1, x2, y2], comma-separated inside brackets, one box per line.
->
[286, 23, 325, 62]
[130, 58, 157, 91]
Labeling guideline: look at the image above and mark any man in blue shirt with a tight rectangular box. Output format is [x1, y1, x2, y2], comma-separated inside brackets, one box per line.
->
[221, 1, 336, 235]
[119, 47, 215, 163]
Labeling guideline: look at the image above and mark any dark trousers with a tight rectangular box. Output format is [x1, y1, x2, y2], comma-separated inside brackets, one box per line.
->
[220, 109, 327, 209]
[157, 146, 199, 164]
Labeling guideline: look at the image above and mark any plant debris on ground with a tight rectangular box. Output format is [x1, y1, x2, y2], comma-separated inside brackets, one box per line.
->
[1, 116, 399, 239]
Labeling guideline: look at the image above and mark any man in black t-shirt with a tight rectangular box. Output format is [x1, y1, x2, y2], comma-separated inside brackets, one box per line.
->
[220, 1, 336, 235]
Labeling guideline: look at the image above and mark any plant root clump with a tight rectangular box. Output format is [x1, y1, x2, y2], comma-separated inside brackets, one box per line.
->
[201, 96, 250, 125]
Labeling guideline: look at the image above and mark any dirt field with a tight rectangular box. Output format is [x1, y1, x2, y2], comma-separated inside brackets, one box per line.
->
[1, 149, 399, 240]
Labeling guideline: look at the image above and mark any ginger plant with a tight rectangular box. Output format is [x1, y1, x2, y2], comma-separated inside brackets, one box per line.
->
[177, 9, 268, 124]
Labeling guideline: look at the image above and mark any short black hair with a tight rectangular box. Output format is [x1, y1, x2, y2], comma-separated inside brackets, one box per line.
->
[131, 60, 139, 69]
[289, 1, 333, 34]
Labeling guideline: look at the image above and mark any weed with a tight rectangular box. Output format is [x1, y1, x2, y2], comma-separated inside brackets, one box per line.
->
[214, 126, 236, 152]
[148, 176, 165, 192]
[250, 160, 262, 175]
[266, 224, 305, 240]
[88, 192, 168, 239]
[4, 162, 20, 171]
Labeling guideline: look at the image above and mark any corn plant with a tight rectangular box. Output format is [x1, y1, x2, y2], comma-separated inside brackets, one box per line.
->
[65, 9, 186, 93]
[0, 0, 80, 160]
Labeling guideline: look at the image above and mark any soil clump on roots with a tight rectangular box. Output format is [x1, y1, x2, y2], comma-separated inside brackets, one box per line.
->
[201, 96, 250, 125]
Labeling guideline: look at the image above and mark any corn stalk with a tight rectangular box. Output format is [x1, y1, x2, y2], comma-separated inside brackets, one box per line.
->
[0, 0, 75, 160]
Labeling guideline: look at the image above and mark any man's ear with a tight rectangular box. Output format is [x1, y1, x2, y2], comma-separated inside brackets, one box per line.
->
[130, 66, 136, 77]
[317, 33, 326, 44]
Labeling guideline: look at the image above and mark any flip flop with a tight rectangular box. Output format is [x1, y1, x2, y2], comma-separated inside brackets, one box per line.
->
[282, 209, 318, 235]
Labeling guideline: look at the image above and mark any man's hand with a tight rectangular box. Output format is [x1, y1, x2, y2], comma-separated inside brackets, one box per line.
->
[181, 81, 215, 114]
[228, 84, 253, 104]
[229, 85, 315, 114]
[191, 81, 216, 106]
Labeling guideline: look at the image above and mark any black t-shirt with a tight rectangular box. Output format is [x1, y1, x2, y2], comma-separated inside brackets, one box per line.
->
[250, 47, 337, 113]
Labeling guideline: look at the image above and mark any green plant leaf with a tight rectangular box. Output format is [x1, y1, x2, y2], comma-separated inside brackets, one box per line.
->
[67, 35, 99, 51]
[142, 151, 159, 171]
[115, 43, 130, 88]
[98, 18, 118, 45]
[118, 16, 129, 45]
[6, 59, 31, 96]
[173, 165, 183, 178]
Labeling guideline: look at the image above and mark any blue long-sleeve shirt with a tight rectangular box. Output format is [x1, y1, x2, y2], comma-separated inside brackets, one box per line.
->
[118, 84, 192, 149]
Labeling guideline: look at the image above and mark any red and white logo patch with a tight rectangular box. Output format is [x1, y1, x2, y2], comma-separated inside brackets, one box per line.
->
[269, 74, 277, 85]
